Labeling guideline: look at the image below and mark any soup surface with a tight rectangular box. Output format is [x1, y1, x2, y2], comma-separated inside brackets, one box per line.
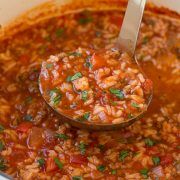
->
[0, 8, 179, 180]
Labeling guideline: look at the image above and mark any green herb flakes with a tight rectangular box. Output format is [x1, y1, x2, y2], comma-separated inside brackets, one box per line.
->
[83, 112, 90, 120]
[119, 150, 129, 162]
[82, 91, 88, 101]
[78, 17, 93, 25]
[111, 169, 117, 175]
[55, 133, 69, 140]
[140, 168, 149, 178]
[152, 156, 160, 166]
[54, 157, 63, 169]
[56, 28, 64, 37]
[144, 138, 155, 147]
[72, 176, 82, 180]
[109, 88, 124, 99]
[67, 72, 82, 82]
[131, 102, 139, 108]
[97, 165, 106, 172]
[142, 36, 149, 44]
[24, 114, 33, 121]
[78, 142, 87, 155]
[49, 88, 62, 106]
[0, 141, 4, 151]
[0, 124, 4, 132]
[68, 52, 82, 57]
[37, 158, 45, 167]
[0, 158, 7, 171]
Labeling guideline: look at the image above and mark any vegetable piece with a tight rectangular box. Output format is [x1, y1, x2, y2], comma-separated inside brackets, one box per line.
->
[67, 72, 82, 82]
[152, 166, 164, 177]
[46, 158, 58, 172]
[56, 28, 64, 37]
[142, 79, 153, 93]
[54, 157, 63, 170]
[70, 154, 87, 164]
[144, 138, 155, 147]
[109, 88, 124, 99]
[37, 158, 45, 167]
[152, 156, 160, 166]
[90, 53, 107, 69]
[119, 150, 129, 162]
[49, 88, 62, 106]
[97, 165, 106, 172]
[0, 141, 4, 151]
[78, 142, 87, 155]
[55, 133, 69, 140]
[111, 169, 117, 175]
[131, 102, 139, 108]
[46, 63, 53, 69]
[81, 91, 88, 101]
[24, 96, 33, 104]
[78, 112, 90, 121]
[68, 52, 82, 57]
[140, 168, 149, 178]
[72, 176, 82, 180]
[16, 122, 33, 133]
[78, 17, 93, 24]
[160, 154, 173, 166]
[0, 124, 4, 132]
[23, 114, 33, 121]
[0, 158, 6, 171]
[142, 36, 149, 44]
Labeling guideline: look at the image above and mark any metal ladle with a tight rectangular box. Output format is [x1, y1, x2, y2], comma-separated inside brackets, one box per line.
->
[39, 0, 152, 130]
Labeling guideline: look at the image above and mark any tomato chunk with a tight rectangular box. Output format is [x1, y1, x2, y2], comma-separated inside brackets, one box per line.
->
[70, 154, 88, 165]
[46, 157, 58, 172]
[91, 53, 107, 70]
[160, 154, 173, 166]
[16, 122, 33, 133]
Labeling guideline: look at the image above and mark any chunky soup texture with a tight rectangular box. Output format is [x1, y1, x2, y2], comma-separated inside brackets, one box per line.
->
[0, 10, 179, 179]
[40, 48, 152, 125]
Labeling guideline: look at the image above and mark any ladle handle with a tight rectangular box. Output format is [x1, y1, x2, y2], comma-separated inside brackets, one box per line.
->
[116, 0, 146, 56]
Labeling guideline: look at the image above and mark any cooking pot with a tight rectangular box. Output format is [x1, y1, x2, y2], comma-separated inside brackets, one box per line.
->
[0, 0, 179, 179]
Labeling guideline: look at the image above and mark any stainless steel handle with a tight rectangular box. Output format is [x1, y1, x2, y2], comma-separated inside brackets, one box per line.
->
[116, 0, 146, 56]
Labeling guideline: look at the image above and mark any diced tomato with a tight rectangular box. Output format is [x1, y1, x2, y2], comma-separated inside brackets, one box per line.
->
[110, 15, 123, 27]
[46, 157, 58, 172]
[142, 79, 153, 93]
[16, 122, 33, 133]
[70, 154, 88, 165]
[160, 154, 173, 166]
[91, 53, 107, 70]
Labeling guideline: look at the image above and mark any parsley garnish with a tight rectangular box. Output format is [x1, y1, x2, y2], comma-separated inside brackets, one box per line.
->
[55, 133, 69, 140]
[68, 52, 82, 57]
[78, 112, 90, 121]
[0, 141, 4, 151]
[82, 91, 88, 101]
[152, 156, 160, 166]
[140, 168, 149, 178]
[78, 17, 93, 25]
[144, 138, 155, 147]
[72, 176, 82, 180]
[97, 165, 106, 172]
[111, 169, 117, 175]
[66, 72, 82, 82]
[0, 124, 4, 132]
[131, 102, 139, 108]
[119, 150, 129, 162]
[142, 36, 149, 44]
[56, 28, 64, 37]
[0, 158, 7, 171]
[49, 88, 62, 106]
[78, 142, 87, 155]
[109, 88, 124, 99]
[37, 158, 45, 167]
[54, 157, 63, 169]
[24, 114, 33, 121]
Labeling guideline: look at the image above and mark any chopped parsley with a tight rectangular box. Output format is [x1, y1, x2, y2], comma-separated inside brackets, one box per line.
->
[68, 52, 82, 57]
[81, 91, 88, 101]
[140, 168, 149, 178]
[119, 150, 129, 162]
[152, 156, 160, 166]
[54, 157, 63, 169]
[144, 138, 155, 147]
[0, 158, 7, 171]
[55, 28, 64, 37]
[128, 114, 134, 119]
[0, 124, 4, 132]
[37, 158, 45, 167]
[85, 61, 92, 68]
[66, 72, 82, 82]
[83, 112, 90, 120]
[142, 36, 149, 44]
[110, 100, 118, 106]
[0, 141, 4, 151]
[131, 102, 139, 108]
[24, 114, 33, 121]
[97, 165, 106, 172]
[78, 142, 87, 155]
[49, 88, 62, 106]
[111, 169, 117, 175]
[46, 63, 53, 69]
[55, 133, 69, 140]
[78, 17, 93, 25]
[109, 88, 124, 99]
[72, 176, 82, 180]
